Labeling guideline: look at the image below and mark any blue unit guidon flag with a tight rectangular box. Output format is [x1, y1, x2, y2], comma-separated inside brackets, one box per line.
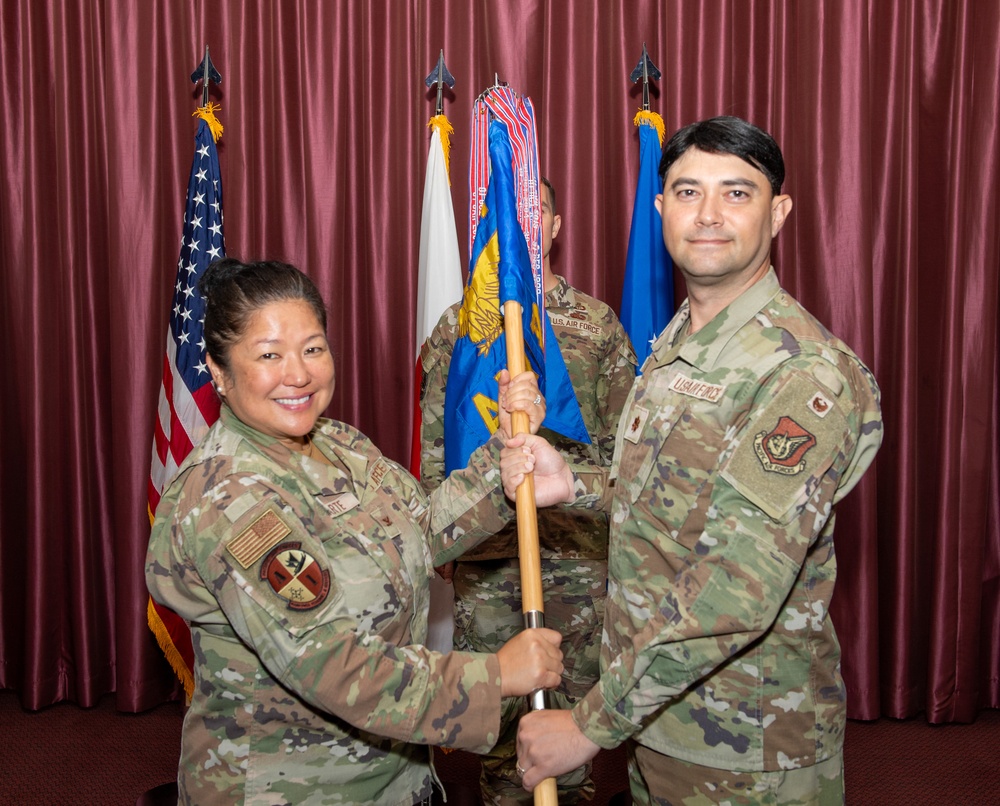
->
[445, 96, 589, 475]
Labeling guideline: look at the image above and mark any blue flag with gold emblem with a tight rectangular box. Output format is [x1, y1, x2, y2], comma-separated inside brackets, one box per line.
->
[444, 120, 590, 475]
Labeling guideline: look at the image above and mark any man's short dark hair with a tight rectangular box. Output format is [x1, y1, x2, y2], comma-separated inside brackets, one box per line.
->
[659, 116, 785, 196]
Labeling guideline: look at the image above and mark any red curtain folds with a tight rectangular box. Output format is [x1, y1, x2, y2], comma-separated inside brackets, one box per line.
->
[0, 1, 996, 721]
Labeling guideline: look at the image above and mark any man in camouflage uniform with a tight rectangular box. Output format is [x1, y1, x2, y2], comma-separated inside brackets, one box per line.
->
[511, 117, 884, 804]
[420, 177, 637, 804]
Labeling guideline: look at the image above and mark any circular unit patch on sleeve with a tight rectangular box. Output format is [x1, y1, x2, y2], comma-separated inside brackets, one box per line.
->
[260, 541, 331, 610]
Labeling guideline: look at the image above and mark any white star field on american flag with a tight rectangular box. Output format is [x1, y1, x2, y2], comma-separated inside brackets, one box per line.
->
[149, 118, 225, 507]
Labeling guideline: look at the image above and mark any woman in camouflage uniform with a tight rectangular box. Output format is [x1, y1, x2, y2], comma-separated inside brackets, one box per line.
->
[146, 258, 562, 805]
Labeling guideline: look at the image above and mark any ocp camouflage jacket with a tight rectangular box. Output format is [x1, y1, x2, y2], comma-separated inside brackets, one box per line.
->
[569, 269, 883, 772]
[147, 406, 514, 804]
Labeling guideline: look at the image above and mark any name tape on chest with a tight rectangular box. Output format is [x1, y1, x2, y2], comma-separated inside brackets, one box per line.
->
[369, 458, 390, 489]
[226, 508, 292, 569]
[549, 314, 601, 335]
[317, 491, 361, 517]
[668, 373, 726, 403]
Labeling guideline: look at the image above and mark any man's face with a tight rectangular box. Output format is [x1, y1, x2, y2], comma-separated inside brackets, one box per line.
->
[656, 148, 791, 290]
[540, 184, 561, 259]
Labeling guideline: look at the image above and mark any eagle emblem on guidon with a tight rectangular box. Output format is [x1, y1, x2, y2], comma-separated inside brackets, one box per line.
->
[260, 542, 331, 610]
[754, 416, 817, 476]
[458, 215, 543, 355]
[459, 228, 503, 355]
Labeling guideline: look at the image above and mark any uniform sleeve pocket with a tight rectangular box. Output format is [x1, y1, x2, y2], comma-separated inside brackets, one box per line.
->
[209, 497, 339, 639]
[720, 370, 850, 525]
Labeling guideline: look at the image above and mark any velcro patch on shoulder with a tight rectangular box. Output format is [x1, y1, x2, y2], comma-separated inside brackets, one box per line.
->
[721, 372, 848, 521]
[226, 508, 292, 569]
[223, 492, 259, 524]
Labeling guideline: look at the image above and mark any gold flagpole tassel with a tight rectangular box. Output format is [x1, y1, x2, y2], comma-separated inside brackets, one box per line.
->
[633, 109, 664, 144]
[194, 101, 224, 143]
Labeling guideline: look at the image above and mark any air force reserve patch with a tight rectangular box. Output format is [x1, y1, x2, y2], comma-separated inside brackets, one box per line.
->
[260, 542, 331, 610]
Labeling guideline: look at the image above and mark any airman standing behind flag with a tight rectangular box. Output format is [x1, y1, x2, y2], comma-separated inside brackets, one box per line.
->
[421, 174, 636, 803]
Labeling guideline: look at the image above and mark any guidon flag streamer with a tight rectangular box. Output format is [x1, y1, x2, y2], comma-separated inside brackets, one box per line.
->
[444, 87, 589, 475]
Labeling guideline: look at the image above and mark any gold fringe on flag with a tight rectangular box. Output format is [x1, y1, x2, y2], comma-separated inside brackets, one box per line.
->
[633, 109, 665, 146]
[147, 503, 194, 703]
[194, 102, 224, 143]
[147, 597, 195, 702]
[428, 114, 454, 184]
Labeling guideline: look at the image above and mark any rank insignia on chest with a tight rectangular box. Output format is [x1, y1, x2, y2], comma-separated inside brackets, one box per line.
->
[754, 416, 816, 475]
[260, 541, 331, 610]
[624, 406, 649, 443]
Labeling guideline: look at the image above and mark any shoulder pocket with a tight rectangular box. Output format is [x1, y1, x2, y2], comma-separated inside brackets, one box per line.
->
[211, 497, 339, 638]
[720, 371, 850, 524]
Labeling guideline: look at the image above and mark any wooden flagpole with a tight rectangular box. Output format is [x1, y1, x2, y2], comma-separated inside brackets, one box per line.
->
[503, 301, 558, 806]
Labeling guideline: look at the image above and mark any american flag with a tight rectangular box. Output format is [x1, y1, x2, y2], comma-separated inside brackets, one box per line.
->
[147, 115, 225, 697]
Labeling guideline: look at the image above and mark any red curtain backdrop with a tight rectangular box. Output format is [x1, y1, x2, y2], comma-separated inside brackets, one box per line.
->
[0, 1, 997, 722]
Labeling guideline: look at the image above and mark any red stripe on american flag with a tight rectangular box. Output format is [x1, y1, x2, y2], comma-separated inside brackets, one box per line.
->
[191, 382, 219, 426]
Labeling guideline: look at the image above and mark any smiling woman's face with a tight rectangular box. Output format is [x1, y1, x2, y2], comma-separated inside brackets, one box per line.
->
[208, 298, 335, 449]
